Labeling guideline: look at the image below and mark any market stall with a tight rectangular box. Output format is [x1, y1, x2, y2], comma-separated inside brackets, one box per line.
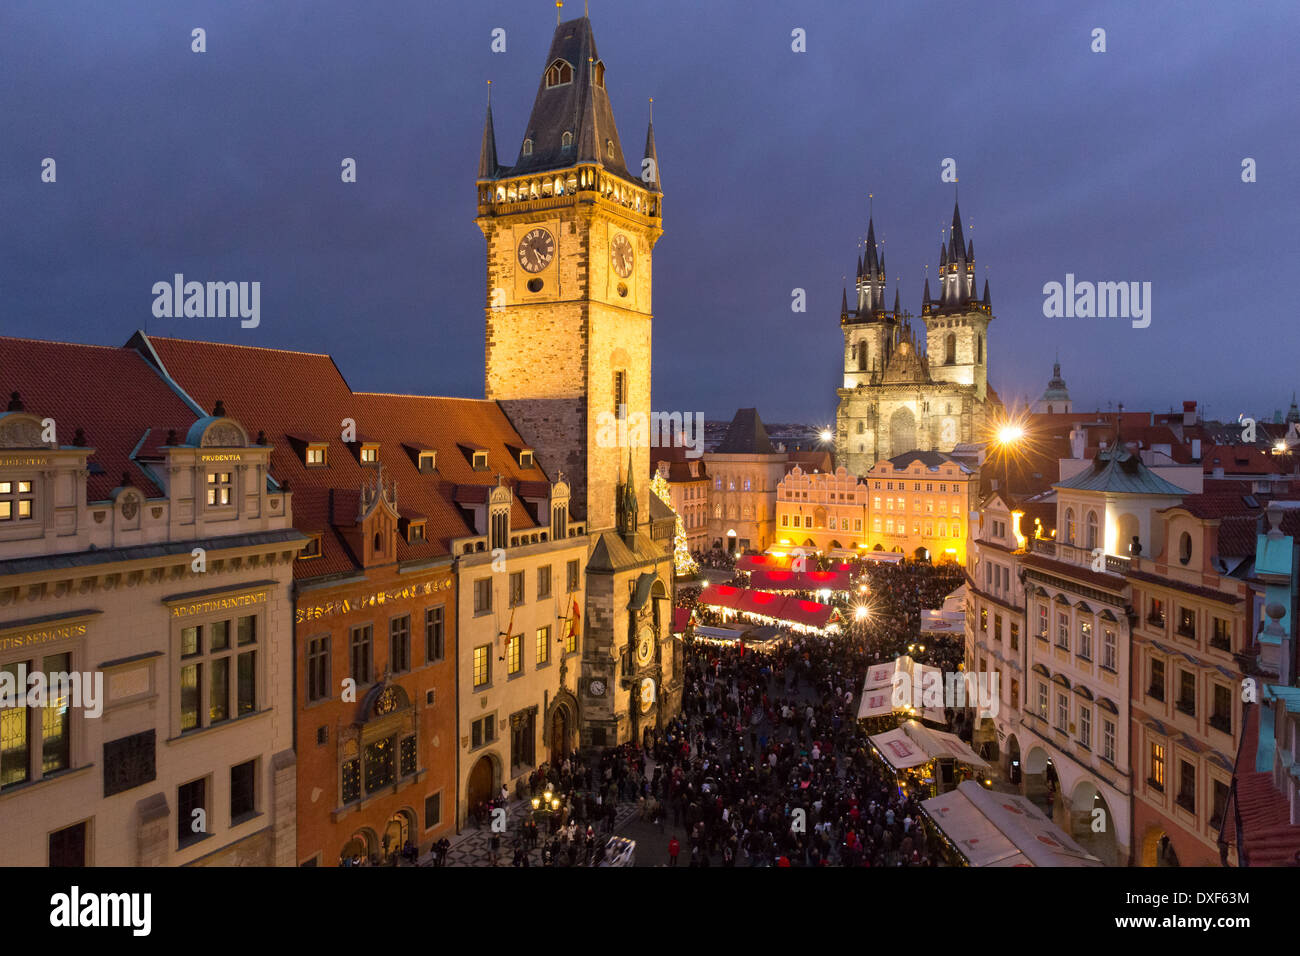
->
[868, 719, 989, 799]
[921, 781, 1103, 867]
[696, 585, 841, 636]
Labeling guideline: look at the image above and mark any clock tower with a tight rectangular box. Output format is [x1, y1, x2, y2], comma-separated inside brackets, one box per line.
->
[476, 12, 662, 533]
[475, 12, 679, 748]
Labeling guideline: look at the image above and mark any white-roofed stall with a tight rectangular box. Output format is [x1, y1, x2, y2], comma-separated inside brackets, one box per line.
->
[921, 781, 1103, 867]
[868, 719, 990, 798]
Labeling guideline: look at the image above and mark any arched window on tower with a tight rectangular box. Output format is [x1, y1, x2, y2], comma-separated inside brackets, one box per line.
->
[945, 333, 956, 366]
[977, 334, 984, 364]
[857, 342, 867, 372]
[857, 421, 864, 435]
[561, 131, 573, 151]
[545, 59, 573, 87]
[593, 60, 606, 88]
[522, 138, 533, 156]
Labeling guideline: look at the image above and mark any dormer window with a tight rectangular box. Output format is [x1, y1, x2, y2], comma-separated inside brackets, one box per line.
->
[305, 443, 327, 467]
[360, 443, 379, 465]
[206, 471, 233, 507]
[605, 138, 614, 159]
[522, 138, 533, 157]
[298, 534, 322, 559]
[593, 60, 605, 88]
[0, 479, 35, 521]
[561, 131, 573, 151]
[517, 448, 534, 469]
[472, 451, 488, 471]
[418, 451, 437, 473]
[545, 59, 573, 88]
[408, 521, 426, 544]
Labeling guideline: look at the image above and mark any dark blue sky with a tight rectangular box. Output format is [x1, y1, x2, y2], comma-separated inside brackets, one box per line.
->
[2, 0, 1295, 425]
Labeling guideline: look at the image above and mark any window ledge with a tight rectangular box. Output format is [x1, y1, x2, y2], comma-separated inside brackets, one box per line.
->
[178, 830, 218, 853]
[167, 706, 271, 745]
[0, 763, 94, 802]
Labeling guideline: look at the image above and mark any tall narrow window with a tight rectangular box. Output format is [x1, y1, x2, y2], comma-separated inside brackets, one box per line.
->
[613, 370, 627, 419]
[350, 625, 373, 685]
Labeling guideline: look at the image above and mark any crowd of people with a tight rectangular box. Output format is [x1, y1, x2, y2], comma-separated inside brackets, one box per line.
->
[433, 556, 974, 867]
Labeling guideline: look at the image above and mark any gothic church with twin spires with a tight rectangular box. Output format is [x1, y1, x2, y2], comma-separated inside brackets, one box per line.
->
[834, 201, 1004, 475]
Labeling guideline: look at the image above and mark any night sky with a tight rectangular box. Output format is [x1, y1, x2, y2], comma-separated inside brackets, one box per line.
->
[1, 0, 1294, 426]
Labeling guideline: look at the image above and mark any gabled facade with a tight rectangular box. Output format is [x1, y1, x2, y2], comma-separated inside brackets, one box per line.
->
[1128, 496, 1252, 867]
[775, 465, 868, 554]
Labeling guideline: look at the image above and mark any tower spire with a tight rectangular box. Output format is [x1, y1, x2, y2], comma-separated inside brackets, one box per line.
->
[643, 97, 660, 191]
[478, 82, 499, 180]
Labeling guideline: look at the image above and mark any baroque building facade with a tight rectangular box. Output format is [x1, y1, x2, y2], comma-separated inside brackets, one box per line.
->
[835, 205, 1000, 475]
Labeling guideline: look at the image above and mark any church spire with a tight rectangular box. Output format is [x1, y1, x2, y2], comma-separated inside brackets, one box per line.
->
[841, 287, 849, 318]
[618, 447, 638, 541]
[478, 84, 499, 180]
[950, 199, 965, 256]
[642, 98, 660, 192]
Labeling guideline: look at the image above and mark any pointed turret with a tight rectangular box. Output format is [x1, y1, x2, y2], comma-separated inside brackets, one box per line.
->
[840, 287, 849, 319]
[865, 218, 878, 270]
[982, 277, 990, 307]
[893, 286, 900, 316]
[618, 448, 639, 541]
[922, 277, 932, 314]
[478, 94, 499, 180]
[642, 100, 661, 192]
[950, 200, 965, 254]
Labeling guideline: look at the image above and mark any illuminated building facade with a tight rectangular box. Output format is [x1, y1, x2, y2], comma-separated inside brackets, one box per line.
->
[835, 204, 1000, 475]
[0, 337, 304, 866]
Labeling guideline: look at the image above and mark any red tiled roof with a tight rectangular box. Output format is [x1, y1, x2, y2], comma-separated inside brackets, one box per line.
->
[135, 335, 556, 579]
[0, 336, 202, 500]
[1164, 493, 1262, 520]
[1202, 444, 1285, 475]
[1231, 704, 1300, 867]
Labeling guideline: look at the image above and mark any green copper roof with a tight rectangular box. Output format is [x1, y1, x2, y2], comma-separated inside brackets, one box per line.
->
[1055, 444, 1188, 496]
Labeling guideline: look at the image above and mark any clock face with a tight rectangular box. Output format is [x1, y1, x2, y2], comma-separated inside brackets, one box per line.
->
[517, 228, 555, 274]
[610, 234, 633, 278]
[589, 679, 606, 697]
[639, 678, 655, 713]
[636, 626, 654, 666]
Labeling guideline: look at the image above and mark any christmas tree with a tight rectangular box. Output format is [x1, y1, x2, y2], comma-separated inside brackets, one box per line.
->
[650, 471, 699, 577]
